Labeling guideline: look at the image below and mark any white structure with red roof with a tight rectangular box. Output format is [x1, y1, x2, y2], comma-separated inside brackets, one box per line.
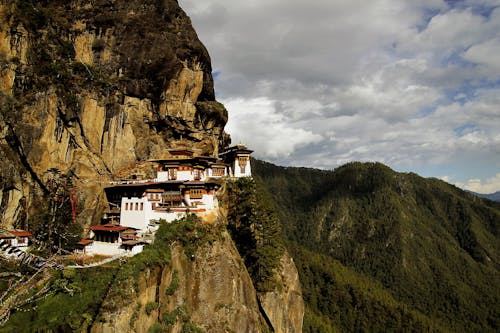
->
[79, 145, 253, 256]
[0, 229, 32, 251]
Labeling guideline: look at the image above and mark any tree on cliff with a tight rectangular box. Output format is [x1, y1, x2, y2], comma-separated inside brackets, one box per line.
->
[226, 178, 284, 292]
[31, 168, 81, 254]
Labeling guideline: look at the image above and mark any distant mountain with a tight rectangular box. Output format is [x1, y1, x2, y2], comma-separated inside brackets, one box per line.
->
[253, 159, 500, 332]
[473, 191, 500, 202]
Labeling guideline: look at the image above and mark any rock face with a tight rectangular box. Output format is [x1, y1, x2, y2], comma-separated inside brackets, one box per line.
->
[0, 0, 228, 227]
[258, 254, 304, 333]
[91, 231, 302, 333]
[0, 2, 304, 332]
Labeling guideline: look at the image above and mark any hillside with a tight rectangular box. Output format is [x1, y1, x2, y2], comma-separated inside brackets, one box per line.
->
[0, 1, 304, 332]
[253, 159, 500, 332]
[1, 185, 304, 332]
[474, 191, 500, 202]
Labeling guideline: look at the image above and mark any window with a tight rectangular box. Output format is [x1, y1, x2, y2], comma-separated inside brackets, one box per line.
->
[238, 156, 248, 174]
[194, 169, 201, 180]
[140, 203, 144, 211]
[212, 167, 225, 177]
[169, 168, 177, 180]
[190, 189, 204, 199]
[125, 203, 129, 210]
[135, 202, 139, 211]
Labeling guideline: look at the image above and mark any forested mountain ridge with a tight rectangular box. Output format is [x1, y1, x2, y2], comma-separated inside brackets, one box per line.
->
[472, 190, 500, 202]
[253, 159, 500, 332]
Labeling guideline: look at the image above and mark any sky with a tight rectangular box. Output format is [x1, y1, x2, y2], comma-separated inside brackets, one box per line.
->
[178, 0, 500, 194]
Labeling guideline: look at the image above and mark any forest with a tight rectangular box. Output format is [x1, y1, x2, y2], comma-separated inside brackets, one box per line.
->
[253, 159, 500, 332]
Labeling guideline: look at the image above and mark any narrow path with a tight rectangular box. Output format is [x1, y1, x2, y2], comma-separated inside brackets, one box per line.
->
[66, 253, 131, 269]
[0, 240, 130, 270]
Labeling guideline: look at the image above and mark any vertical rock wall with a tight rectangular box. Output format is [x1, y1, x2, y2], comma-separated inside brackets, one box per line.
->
[0, 0, 228, 227]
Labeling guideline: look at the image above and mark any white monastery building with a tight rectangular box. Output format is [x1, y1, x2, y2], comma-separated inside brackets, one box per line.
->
[77, 145, 253, 256]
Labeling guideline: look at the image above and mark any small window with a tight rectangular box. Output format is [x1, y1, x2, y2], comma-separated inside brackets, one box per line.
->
[212, 168, 225, 177]
[135, 203, 139, 211]
[190, 189, 204, 199]
[125, 203, 129, 210]
[238, 156, 248, 174]
[140, 203, 144, 211]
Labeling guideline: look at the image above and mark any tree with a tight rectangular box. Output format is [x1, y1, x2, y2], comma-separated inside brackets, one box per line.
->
[31, 168, 82, 254]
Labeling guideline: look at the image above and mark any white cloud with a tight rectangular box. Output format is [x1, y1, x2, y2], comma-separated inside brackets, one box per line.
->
[179, 0, 500, 191]
[222, 97, 323, 159]
[463, 37, 500, 71]
[456, 174, 500, 194]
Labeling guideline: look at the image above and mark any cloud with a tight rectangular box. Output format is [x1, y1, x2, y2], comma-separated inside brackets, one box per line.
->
[463, 37, 500, 71]
[222, 97, 323, 159]
[179, 0, 500, 191]
[456, 174, 500, 194]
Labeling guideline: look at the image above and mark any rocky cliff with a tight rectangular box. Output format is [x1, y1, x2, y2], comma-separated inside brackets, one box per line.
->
[0, 0, 228, 228]
[90, 227, 303, 333]
[0, 2, 304, 332]
[91, 231, 267, 333]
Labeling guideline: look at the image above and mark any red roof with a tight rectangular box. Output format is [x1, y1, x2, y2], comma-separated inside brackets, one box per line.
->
[10, 230, 32, 238]
[77, 239, 94, 246]
[89, 224, 129, 232]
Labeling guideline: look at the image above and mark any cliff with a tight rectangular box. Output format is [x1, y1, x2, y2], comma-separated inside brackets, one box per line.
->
[0, 2, 304, 331]
[0, 0, 229, 228]
[91, 231, 268, 333]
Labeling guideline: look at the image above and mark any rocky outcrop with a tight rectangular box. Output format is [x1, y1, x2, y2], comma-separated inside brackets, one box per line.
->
[0, 0, 228, 228]
[91, 230, 304, 333]
[91, 231, 270, 333]
[258, 253, 304, 333]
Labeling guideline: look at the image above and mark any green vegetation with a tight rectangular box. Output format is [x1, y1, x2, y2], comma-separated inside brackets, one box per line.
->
[291, 244, 449, 332]
[253, 159, 500, 332]
[1, 215, 207, 331]
[226, 178, 284, 292]
[1, 265, 119, 332]
[147, 323, 163, 333]
[181, 322, 204, 333]
[166, 269, 180, 295]
[145, 301, 159, 315]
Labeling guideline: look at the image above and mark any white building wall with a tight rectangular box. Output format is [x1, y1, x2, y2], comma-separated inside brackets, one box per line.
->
[149, 210, 187, 223]
[234, 157, 252, 177]
[177, 170, 195, 181]
[157, 171, 169, 181]
[120, 197, 147, 231]
[91, 242, 125, 256]
[156, 169, 198, 181]
[130, 245, 144, 255]
[200, 193, 216, 210]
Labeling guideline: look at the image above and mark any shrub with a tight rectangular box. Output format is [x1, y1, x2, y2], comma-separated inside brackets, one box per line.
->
[145, 301, 159, 315]
[166, 269, 180, 295]
[147, 323, 163, 333]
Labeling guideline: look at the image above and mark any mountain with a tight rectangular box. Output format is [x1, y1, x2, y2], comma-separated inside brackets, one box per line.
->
[0, 2, 303, 332]
[473, 191, 500, 202]
[253, 159, 500, 332]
